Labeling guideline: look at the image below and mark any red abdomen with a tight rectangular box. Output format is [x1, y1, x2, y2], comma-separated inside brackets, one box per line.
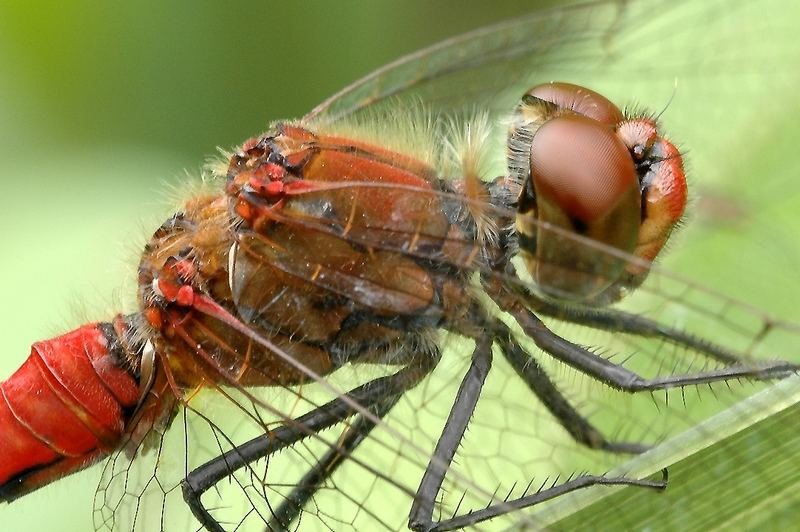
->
[0, 323, 140, 501]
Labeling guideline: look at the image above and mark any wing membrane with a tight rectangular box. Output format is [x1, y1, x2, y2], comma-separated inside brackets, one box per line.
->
[91, 1, 800, 530]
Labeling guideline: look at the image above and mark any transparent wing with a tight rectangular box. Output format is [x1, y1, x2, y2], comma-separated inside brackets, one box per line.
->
[304, 0, 628, 124]
[90, 0, 800, 531]
[305, 0, 799, 129]
[92, 186, 800, 531]
[306, 0, 800, 238]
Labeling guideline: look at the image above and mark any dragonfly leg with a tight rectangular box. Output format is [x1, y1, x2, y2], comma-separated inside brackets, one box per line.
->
[182, 357, 434, 532]
[407, 335, 664, 532]
[266, 393, 401, 531]
[408, 336, 493, 532]
[422, 469, 668, 532]
[494, 322, 649, 454]
[505, 302, 797, 391]
[521, 287, 753, 365]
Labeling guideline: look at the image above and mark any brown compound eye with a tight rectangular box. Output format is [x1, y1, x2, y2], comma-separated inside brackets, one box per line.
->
[509, 82, 687, 304]
[531, 115, 637, 226]
[524, 114, 641, 301]
[526, 82, 625, 125]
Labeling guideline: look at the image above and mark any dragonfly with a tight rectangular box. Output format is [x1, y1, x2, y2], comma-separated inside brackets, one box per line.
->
[2, 0, 800, 530]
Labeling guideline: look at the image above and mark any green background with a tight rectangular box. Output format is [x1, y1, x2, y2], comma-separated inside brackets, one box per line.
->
[1, 1, 798, 531]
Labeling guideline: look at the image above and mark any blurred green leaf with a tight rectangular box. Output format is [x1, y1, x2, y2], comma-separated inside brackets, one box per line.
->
[529, 376, 800, 530]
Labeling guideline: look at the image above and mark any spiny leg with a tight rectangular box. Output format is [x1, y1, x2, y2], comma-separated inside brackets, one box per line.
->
[407, 336, 665, 532]
[508, 303, 796, 391]
[484, 281, 797, 391]
[266, 393, 402, 531]
[520, 286, 749, 365]
[182, 357, 434, 532]
[493, 322, 648, 454]
[430, 469, 668, 532]
[408, 336, 493, 531]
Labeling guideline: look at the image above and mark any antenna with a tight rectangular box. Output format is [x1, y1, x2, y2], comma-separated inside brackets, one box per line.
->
[655, 78, 679, 121]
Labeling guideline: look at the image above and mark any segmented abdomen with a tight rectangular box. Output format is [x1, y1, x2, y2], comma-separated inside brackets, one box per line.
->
[0, 323, 140, 501]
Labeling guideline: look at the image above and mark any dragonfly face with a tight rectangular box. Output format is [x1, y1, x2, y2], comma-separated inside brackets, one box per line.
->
[1, 1, 800, 531]
[508, 82, 687, 303]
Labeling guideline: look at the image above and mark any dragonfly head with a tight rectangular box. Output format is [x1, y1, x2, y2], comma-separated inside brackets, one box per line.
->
[507, 82, 687, 305]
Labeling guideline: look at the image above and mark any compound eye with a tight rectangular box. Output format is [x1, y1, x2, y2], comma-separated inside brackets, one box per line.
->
[526, 82, 624, 125]
[521, 114, 641, 301]
[509, 82, 687, 304]
[531, 115, 637, 225]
